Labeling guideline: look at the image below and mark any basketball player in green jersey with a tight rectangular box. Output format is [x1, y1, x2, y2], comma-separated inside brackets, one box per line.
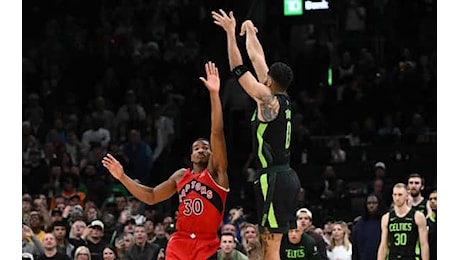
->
[377, 183, 429, 260]
[407, 173, 432, 217]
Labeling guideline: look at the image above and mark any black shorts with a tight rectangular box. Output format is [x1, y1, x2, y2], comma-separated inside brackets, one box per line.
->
[254, 165, 301, 234]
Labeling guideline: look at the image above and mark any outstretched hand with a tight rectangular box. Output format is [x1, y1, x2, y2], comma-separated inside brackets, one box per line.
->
[199, 61, 220, 93]
[240, 20, 258, 36]
[102, 153, 125, 180]
[211, 9, 236, 33]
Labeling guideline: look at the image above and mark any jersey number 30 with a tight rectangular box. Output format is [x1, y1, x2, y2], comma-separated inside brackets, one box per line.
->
[183, 198, 204, 216]
[393, 233, 407, 246]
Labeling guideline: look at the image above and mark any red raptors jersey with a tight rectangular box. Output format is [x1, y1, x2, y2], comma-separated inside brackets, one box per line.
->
[175, 168, 229, 234]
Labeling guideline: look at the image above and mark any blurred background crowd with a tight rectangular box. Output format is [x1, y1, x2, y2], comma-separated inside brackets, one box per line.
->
[22, 0, 436, 259]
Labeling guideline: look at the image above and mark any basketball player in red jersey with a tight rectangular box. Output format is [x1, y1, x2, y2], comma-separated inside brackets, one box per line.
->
[102, 61, 229, 260]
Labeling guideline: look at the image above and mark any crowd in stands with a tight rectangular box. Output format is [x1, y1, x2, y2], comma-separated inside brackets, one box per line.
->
[23, 0, 436, 259]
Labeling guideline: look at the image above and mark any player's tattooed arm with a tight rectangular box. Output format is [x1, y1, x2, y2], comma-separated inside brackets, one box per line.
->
[258, 93, 279, 122]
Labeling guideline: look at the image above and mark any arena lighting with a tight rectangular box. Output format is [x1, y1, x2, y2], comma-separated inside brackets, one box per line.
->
[284, 0, 330, 16]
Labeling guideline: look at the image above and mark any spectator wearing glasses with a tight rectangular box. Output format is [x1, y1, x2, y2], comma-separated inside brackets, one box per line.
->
[74, 246, 91, 260]
[351, 193, 386, 260]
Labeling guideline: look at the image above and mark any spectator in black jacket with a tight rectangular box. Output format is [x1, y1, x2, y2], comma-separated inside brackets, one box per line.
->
[124, 225, 160, 260]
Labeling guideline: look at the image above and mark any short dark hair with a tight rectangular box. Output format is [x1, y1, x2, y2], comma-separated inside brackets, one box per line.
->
[408, 173, 425, 186]
[220, 232, 235, 240]
[51, 220, 68, 230]
[268, 62, 294, 90]
[190, 138, 210, 153]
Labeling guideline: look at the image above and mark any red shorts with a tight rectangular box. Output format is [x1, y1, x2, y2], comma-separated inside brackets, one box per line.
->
[166, 231, 219, 260]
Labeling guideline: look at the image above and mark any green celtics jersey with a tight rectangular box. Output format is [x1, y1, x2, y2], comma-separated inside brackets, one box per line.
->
[280, 233, 321, 260]
[251, 94, 291, 169]
[412, 198, 428, 216]
[387, 208, 421, 259]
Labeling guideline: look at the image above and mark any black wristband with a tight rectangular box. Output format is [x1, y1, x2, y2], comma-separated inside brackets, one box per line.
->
[232, 65, 249, 79]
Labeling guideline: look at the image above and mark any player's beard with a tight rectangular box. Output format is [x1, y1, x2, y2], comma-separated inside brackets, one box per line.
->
[410, 189, 420, 197]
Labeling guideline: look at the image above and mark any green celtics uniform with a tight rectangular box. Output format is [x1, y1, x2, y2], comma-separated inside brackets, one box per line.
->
[412, 198, 428, 216]
[251, 94, 301, 234]
[280, 233, 321, 260]
[387, 208, 421, 260]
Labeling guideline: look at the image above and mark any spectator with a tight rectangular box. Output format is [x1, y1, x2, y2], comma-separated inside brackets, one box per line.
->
[23, 223, 45, 258]
[280, 227, 321, 260]
[56, 174, 86, 207]
[121, 129, 153, 184]
[127, 196, 146, 225]
[82, 220, 108, 260]
[23, 149, 49, 196]
[81, 116, 111, 153]
[144, 219, 156, 243]
[80, 164, 108, 208]
[217, 232, 249, 260]
[151, 223, 168, 250]
[84, 206, 102, 223]
[65, 130, 89, 165]
[368, 161, 393, 206]
[102, 244, 121, 260]
[224, 207, 247, 242]
[377, 114, 401, 144]
[351, 193, 386, 260]
[23, 194, 34, 224]
[102, 245, 119, 260]
[115, 89, 147, 141]
[36, 233, 70, 260]
[90, 96, 116, 135]
[51, 220, 75, 258]
[68, 220, 87, 249]
[124, 225, 161, 260]
[239, 222, 263, 260]
[322, 216, 335, 246]
[28, 211, 47, 243]
[220, 223, 246, 254]
[403, 113, 430, 144]
[113, 232, 134, 259]
[74, 246, 91, 260]
[296, 208, 328, 260]
[151, 103, 175, 163]
[326, 221, 352, 260]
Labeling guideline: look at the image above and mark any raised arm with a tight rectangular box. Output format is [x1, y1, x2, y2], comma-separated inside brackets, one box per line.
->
[212, 9, 272, 105]
[199, 61, 229, 189]
[377, 213, 389, 260]
[241, 20, 269, 84]
[101, 153, 178, 205]
[415, 211, 430, 260]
